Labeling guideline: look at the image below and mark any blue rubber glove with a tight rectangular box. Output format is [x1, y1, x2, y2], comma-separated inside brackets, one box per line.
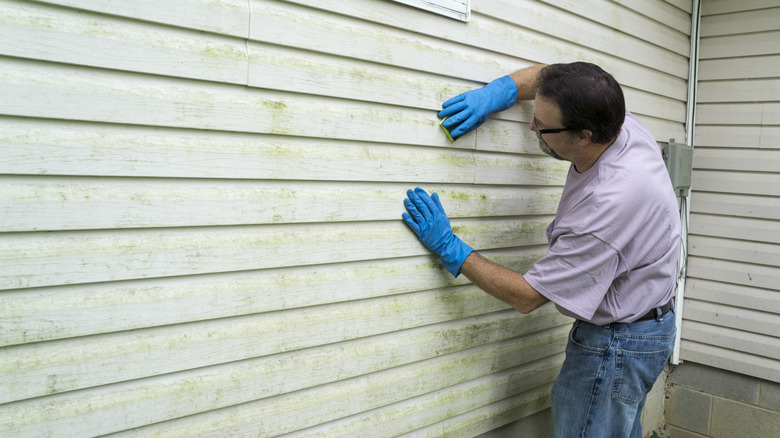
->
[438, 75, 518, 140]
[402, 188, 474, 277]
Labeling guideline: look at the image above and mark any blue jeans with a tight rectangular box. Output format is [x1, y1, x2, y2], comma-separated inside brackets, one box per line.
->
[551, 309, 675, 437]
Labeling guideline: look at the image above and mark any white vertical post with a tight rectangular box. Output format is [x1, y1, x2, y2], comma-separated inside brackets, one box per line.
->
[672, 0, 702, 365]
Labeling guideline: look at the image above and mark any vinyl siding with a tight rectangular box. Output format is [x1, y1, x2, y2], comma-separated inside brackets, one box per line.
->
[0, 0, 690, 435]
[684, 0, 780, 383]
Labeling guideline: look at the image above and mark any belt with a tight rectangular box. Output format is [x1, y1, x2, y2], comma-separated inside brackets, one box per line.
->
[636, 300, 673, 322]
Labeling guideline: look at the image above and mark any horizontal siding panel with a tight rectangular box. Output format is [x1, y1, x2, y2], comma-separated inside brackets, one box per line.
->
[0, 247, 545, 347]
[476, 115, 544, 154]
[0, 117, 566, 183]
[1, 287, 546, 403]
[474, 152, 569, 185]
[281, 371, 553, 438]
[694, 125, 780, 148]
[392, 383, 553, 438]
[699, 30, 780, 59]
[544, 0, 691, 49]
[0, 217, 552, 290]
[0, 1, 248, 84]
[763, 101, 780, 124]
[692, 170, 780, 196]
[698, 55, 780, 81]
[284, 0, 690, 63]
[247, 42, 479, 114]
[689, 213, 780, 242]
[609, 0, 691, 35]
[15, 0, 687, 137]
[0, 117, 667, 183]
[0, 119, 477, 181]
[0, 57, 619, 159]
[683, 299, 780, 338]
[280, 385, 541, 438]
[500, 0, 689, 59]
[700, 6, 780, 36]
[624, 90, 687, 125]
[702, 0, 780, 15]
[682, 320, 780, 363]
[251, 0, 688, 101]
[680, 340, 780, 383]
[696, 102, 776, 125]
[251, 39, 676, 132]
[0, 59, 456, 149]
[0, 177, 563, 232]
[688, 235, 780, 267]
[698, 102, 780, 128]
[636, 115, 687, 143]
[142, 363, 554, 438]
[690, 193, 780, 220]
[119, 334, 566, 438]
[479, 0, 689, 66]
[664, 0, 693, 14]
[697, 79, 780, 103]
[30, 0, 250, 37]
[0, 324, 570, 437]
[249, 0, 518, 90]
[686, 256, 780, 291]
[686, 278, 780, 313]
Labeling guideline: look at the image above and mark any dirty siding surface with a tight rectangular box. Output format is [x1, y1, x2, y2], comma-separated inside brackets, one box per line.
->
[0, 0, 690, 436]
[684, 0, 780, 383]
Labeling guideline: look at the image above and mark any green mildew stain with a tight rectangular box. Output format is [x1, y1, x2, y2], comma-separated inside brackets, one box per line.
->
[452, 219, 547, 240]
[259, 52, 393, 85]
[438, 190, 492, 216]
[200, 44, 247, 61]
[443, 191, 490, 202]
[262, 100, 292, 135]
[450, 225, 467, 235]
[3, 8, 57, 30]
[427, 152, 472, 169]
[438, 84, 467, 100]
[262, 100, 287, 111]
[266, 4, 464, 65]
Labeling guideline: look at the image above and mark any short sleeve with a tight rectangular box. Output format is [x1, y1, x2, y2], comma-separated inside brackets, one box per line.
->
[523, 232, 621, 321]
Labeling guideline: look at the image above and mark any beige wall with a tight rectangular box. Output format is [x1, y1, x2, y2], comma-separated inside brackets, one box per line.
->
[683, 0, 780, 384]
[0, 0, 691, 435]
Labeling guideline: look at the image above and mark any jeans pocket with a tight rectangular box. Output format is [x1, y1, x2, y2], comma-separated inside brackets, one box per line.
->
[612, 347, 671, 404]
[568, 321, 610, 354]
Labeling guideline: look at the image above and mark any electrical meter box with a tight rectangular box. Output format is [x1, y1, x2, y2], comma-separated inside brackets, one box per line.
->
[663, 140, 693, 196]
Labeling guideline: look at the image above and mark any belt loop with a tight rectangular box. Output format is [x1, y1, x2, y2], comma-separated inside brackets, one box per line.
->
[655, 306, 663, 321]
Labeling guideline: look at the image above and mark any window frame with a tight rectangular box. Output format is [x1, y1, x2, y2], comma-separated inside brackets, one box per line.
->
[390, 0, 471, 22]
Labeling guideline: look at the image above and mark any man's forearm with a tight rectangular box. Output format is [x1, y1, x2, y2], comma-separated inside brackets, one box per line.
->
[459, 251, 549, 314]
[510, 64, 548, 101]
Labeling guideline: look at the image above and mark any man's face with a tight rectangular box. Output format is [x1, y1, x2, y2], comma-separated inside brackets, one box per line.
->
[535, 127, 565, 160]
[530, 95, 573, 161]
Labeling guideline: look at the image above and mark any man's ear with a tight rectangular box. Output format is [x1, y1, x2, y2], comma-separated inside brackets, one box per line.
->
[576, 129, 593, 146]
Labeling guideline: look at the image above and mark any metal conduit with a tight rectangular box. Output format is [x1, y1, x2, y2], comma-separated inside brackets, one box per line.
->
[672, 0, 702, 365]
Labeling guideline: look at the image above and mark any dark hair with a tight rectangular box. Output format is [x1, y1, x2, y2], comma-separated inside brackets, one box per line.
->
[536, 62, 625, 144]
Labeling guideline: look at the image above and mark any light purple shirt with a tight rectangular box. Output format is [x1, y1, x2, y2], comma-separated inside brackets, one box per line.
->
[524, 112, 680, 324]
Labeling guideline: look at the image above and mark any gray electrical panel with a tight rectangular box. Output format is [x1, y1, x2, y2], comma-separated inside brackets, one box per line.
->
[663, 139, 693, 196]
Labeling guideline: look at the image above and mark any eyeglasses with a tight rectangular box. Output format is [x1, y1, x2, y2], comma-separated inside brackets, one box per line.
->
[533, 116, 577, 135]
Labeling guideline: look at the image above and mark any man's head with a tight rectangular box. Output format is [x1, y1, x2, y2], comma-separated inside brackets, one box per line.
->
[535, 62, 625, 145]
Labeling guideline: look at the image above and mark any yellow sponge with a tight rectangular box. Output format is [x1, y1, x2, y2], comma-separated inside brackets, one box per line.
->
[439, 117, 455, 142]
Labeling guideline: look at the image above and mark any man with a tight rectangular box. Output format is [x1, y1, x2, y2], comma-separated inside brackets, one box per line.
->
[402, 63, 680, 437]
